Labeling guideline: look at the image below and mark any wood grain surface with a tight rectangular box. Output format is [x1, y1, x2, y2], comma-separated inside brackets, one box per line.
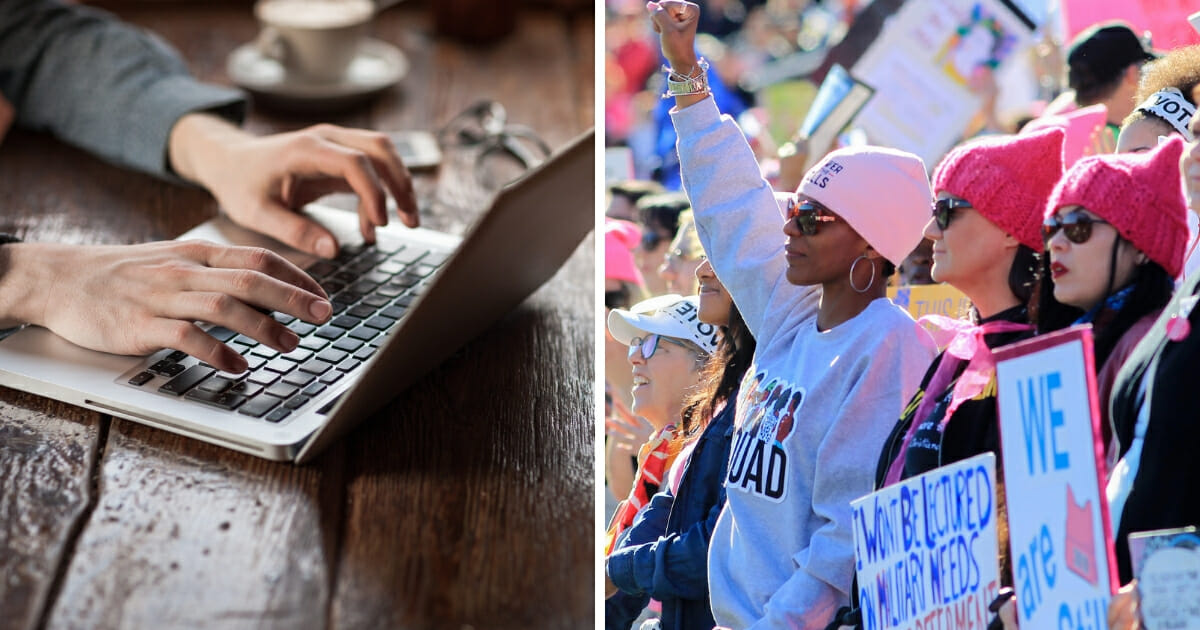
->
[0, 3, 595, 629]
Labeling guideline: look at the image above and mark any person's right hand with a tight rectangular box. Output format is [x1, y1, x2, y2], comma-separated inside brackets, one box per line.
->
[0, 241, 331, 373]
[647, 1, 700, 71]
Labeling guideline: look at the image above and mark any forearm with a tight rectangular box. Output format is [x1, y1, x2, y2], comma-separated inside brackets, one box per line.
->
[0, 0, 245, 179]
[0, 243, 62, 329]
[168, 112, 253, 191]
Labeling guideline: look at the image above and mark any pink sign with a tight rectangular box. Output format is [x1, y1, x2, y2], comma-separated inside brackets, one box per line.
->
[1062, 0, 1200, 51]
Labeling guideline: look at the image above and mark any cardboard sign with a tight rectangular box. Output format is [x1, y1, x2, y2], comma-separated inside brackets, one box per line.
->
[888, 284, 973, 321]
[851, 0, 1034, 169]
[1129, 528, 1200, 629]
[994, 327, 1117, 628]
[850, 453, 1001, 630]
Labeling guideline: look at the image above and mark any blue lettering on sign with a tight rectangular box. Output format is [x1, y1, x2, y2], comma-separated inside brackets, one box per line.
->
[1016, 524, 1057, 619]
[1018, 372, 1070, 475]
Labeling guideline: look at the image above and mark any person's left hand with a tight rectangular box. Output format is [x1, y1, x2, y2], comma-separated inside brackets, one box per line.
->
[170, 114, 419, 259]
[1108, 581, 1141, 630]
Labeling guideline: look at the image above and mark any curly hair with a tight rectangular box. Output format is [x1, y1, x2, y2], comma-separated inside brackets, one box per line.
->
[1122, 44, 1200, 128]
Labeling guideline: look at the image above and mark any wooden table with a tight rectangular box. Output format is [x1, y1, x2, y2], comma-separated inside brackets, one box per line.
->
[0, 3, 594, 629]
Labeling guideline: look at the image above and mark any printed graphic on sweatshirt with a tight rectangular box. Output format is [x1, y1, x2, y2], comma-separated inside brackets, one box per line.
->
[726, 369, 805, 503]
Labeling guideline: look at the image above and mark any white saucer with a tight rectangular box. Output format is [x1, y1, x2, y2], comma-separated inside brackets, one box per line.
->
[227, 38, 408, 111]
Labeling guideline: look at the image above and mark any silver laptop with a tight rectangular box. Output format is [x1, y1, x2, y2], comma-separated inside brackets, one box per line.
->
[0, 129, 594, 463]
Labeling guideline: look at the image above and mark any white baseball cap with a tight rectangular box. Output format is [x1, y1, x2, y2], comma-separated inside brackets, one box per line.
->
[607, 294, 720, 355]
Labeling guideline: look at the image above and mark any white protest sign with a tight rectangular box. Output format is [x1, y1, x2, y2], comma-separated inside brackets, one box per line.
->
[851, 0, 1034, 169]
[994, 326, 1117, 628]
[851, 453, 1000, 630]
[1129, 528, 1200, 629]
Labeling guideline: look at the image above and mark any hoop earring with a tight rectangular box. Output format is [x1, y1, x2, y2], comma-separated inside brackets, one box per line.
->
[849, 254, 875, 294]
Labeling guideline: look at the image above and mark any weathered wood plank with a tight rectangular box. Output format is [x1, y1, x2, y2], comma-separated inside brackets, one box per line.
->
[45, 420, 340, 630]
[0, 390, 102, 630]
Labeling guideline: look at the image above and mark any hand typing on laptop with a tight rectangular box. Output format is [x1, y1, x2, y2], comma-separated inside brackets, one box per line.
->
[0, 241, 331, 374]
[168, 113, 420, 259]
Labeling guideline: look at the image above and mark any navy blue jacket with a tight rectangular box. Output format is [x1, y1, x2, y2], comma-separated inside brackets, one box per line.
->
[605, 393, 736, 630]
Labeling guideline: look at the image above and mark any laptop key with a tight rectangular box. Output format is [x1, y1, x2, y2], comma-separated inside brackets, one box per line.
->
[376, 261, 404, 275]
[305, 260, 339, 279]
[303, 382, 327, 396]
[376, 285, 404, 298]
[159, 365, 215, 396]
[265, 408, 291, 423]
[196, 375, 237, 393]
[206, 326, 237, 342]
[363, 271, 392, 285]
[353, 347, 376, 361]
[298, 336, 328, 351]
[149, 359, 185, 377]
[315, 325, 343, 340]
[247, 370, 280, 386]
[232, 335, 259, 348]
[238, 395, 279, 418]
[330, 300, 353, 315]
[320, 280, 345, 295]
[364, 315, 396, 330]
[264, 358, 296, 374]
[230, 381, 263, 398]
[319, 371, 344, 385]
[348, 326, 378, 341]
[361, 294, 390, 308]
[243, 355, 267, 371]
[281, 348, 313, 363]
[264, 382, 299, 398]
[380, 305, 406, 319]
[349, 280, 379, 294]
[395, 295, 417, 307]
[283, 372, 316, 387]
[347, 259, 375, 275]
[332, 270, 358, 284]
[346, 304, 376, 319]
[337, 358, 362, 373]
[391, 247, 426, 264]
[166, 350, 188, 362]
[299, 358, 333, 375]
[284, 395, 311, 410]
[287, 321, 317, 336]
[330, 315, 361, 329]
[272, 312, 296, 325]
[412, 263, 439, 277]
[185, 388, 246, 410]
[332, 337, 364, 353]
[316, 348, 349, 364]
[250, 346, 279, 359]
[128, 371, 155, 386]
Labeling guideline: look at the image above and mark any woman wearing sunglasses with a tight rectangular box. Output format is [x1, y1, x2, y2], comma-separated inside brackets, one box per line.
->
[841, 128, 1066, 628]
[606, 260, 757, 630]
[603, 294, 718, 563]
[1036, 137, 1187, 469]
[648, 3, 937, 627]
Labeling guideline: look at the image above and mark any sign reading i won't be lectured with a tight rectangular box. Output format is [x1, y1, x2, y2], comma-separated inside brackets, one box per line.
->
[851, 453, 1000, 630]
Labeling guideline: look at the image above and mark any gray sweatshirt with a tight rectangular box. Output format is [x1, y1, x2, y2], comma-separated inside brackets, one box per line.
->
[672, 96, 935, 629]
[0, 0, 245, 180]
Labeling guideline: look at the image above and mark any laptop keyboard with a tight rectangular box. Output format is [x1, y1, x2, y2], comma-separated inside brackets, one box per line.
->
[121, 240, 450, 424]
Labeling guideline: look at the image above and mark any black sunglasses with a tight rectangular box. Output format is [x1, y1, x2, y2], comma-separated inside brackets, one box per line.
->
[627, 334, 691, 360]
[1043, 210, 1110, 245]
[786, 197, 839, 236]
[932, 198, 973, 230]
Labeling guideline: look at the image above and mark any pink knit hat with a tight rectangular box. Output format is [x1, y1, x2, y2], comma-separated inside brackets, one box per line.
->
[1045, 136, 1188, 278]
[797, 145, 931, 266]
[932, 127, 1065, 252]
[605, 218, 645, 286]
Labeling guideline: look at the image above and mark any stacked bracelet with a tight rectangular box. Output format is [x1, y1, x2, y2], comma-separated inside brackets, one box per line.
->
[662, 58, 710, 99]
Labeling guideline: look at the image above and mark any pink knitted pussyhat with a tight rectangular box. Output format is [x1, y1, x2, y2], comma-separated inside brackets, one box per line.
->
[932, 126, 1066, 252]
[605, 218, 645, 286]
[1046, 136, 1188, 278]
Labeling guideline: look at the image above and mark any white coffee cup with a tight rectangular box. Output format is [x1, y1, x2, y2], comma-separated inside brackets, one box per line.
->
[254, 0, 375, 83]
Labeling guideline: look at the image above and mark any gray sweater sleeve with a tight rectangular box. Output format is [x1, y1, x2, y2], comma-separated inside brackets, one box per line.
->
[0, 0, 246, 180]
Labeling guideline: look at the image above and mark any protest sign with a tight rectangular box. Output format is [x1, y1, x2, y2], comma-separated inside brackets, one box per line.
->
[994, 326, 1117, 628]
[797, 64, 874, 171]
[851, 453, 1001, 630]
[888, 284, 972, 321]
[851, 0, 1034, 169]
[1129, 527, 1200, 630]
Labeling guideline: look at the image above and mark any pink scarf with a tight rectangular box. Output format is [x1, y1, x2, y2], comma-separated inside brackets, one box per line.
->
[882, 315, 1032, 486]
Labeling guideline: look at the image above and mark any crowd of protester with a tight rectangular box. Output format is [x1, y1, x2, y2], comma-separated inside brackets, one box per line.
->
[603, 1, 1200, 628]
